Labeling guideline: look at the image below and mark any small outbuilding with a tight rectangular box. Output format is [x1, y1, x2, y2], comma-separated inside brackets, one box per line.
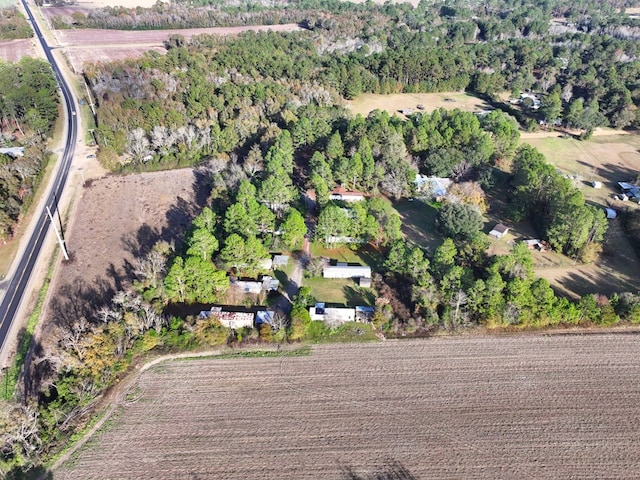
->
[605, 208, 618, 219]
[489, 223, 510, 239]
[591, 181, 602, 188]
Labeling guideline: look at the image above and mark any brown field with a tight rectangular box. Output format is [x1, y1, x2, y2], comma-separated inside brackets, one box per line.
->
[54, 24, 302, 71]
[56, 24, 303, 47]
[347, 92, 490, 118]
[63, 45, 167, 73]
[44, 169, 202, 329]
[55, 335, 640, 479]
[0, 38, 37, 62]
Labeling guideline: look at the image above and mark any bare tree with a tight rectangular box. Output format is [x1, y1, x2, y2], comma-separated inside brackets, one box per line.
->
[126, 128, 150, 161]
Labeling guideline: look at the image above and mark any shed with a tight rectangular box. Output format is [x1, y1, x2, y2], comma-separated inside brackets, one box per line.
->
[323, 264, 372, 279]
[489, 223, 510, 239]
[591, 181, 602, 188]
[359, 277, 372, 288]
[605, 208, 617, 219]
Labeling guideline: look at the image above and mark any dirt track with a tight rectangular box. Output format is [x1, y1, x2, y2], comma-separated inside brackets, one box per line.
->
[55, 335, 640, 479]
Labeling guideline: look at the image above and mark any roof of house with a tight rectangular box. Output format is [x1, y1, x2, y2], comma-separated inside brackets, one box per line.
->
[233, 280, 263, 294]
[491, 223, 509, 234]
[272, 254, 290, 266]
[413, 175, 451, 197]
[0, 147, 24, 158]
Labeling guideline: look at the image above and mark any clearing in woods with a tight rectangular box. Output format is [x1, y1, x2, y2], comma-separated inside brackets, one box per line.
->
[518, 134, 640, 297]
[55, 335, 640, 479]
[347, 91, 490, 118]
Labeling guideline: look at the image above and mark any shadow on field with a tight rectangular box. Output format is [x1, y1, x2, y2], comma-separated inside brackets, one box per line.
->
[341, 458, 418, 480]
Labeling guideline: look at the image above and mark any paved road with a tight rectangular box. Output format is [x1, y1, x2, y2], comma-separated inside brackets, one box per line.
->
[0, 0, 77, 357]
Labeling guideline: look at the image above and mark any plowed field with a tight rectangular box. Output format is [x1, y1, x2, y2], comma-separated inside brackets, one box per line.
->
[56, 335, 640, 479]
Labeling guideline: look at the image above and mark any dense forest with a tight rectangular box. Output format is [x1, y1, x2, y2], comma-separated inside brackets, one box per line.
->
[0, 57, 59, 241]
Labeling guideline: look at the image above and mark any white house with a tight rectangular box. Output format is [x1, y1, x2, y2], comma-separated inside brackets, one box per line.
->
[329, 187, 366, 202]
[308, 303, 355, 327]
[413, 175, 451, 198]
[233, 280, 263, 294]
[323, 263, 371, 279]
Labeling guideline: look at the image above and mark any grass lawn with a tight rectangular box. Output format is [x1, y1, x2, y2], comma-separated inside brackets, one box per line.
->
[303, 276, 375, 306]
[347, 91, 490, 118]
[391, 198, 441, 251]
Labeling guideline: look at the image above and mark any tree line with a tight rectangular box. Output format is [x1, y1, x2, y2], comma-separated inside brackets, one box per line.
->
[0, 57, 59, 241]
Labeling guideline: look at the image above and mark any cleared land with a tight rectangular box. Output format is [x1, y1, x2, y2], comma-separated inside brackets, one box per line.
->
[520, 134, 640, 297]
[0, 38, 36, 62]
[53, 24, 302, 72]
[347, 92, 490, 118]
[56, 335, 640, 479]
[43, 169, 202, 335]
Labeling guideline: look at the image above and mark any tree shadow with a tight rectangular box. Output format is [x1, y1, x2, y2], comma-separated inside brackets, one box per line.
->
[343, 285, 375, 306]
[49, 276, 113, 328]
[340, 458, 418, 480]
[4, 464, 53, 480]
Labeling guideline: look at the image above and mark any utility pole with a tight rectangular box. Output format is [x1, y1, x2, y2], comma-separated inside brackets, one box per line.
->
[46, 205, 69, 261]
[84, 80, 96, 117]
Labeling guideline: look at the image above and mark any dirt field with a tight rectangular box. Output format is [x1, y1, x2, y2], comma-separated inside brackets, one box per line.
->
[53, 24, 302, 72]
[347, 92, 489, 118]
[45, 168, 203, 325]
[0, 38, 37, 62]
[55, 335, 640, 479]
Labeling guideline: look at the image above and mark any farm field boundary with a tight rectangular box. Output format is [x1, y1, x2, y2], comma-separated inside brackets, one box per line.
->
[55, 335, 640, 479]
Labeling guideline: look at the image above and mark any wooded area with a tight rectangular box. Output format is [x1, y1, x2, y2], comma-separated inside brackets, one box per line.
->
[0, 57, 58, 241]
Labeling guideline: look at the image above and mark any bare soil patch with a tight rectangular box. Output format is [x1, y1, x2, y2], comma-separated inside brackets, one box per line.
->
[0, 38, 37, 62]
[44, 168, 203, 332]
[55, 335, 640, 479]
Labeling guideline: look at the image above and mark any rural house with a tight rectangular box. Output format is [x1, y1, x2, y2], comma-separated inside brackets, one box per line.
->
[329, 187, 366, 202]
[199, 307, 255, 329]
[489, 223, 510, 239]
[413, 175, 451, 198]
[309, 303, 356, 327]
[323, 263, 372, 279]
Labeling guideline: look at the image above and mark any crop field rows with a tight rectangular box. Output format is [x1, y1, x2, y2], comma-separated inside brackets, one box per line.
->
[56, 335, 640, 479]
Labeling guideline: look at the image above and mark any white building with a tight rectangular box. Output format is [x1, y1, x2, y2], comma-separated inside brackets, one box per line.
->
[308, 303, 355, 327]
[323, 263, 371, 279]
